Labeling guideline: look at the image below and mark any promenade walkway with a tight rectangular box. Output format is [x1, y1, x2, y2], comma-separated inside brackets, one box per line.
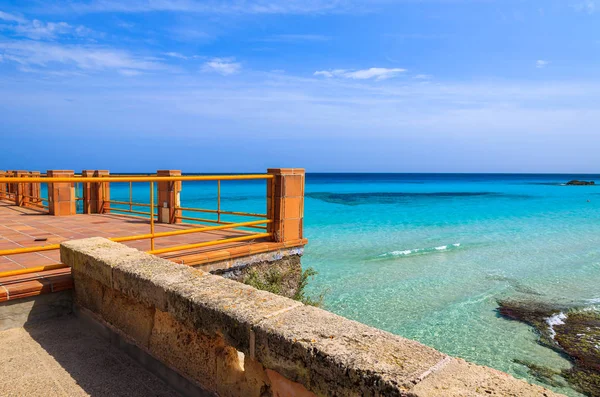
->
[0, 315, 180, 397]
[0, 201, 291, 302]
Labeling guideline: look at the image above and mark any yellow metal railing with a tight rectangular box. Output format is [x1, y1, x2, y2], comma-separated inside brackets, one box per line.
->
[0, 173, 274, 279]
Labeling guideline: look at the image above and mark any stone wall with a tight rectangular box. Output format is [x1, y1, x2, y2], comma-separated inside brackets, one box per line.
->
[61, 237, 563, 397]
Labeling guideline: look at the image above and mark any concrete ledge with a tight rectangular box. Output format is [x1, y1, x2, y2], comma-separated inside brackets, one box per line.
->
[60, 238, 565, 397]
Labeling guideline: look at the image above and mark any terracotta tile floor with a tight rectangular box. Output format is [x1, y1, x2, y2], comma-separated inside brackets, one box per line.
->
[0, 200, 275, 301]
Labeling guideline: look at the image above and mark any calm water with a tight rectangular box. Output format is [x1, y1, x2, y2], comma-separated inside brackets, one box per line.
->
[102, 174, 600, 396]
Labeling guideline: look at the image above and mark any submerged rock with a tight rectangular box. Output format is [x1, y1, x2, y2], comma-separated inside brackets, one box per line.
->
[566, 180, 596, 186]
[498, 299, 600, 396]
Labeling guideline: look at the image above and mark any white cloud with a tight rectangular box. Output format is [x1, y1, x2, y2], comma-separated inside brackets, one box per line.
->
[0, 12, 93, 40]
[536, 60, 549, 69]
[574, 1, 596, 13]
[0, 40, 164, 74]
[51, 0, 356, 15]
[314, 67, 406, 80]
[163, 52, 203, 60]
[202, 58, 241, 75]
[164, 52, 189, 60]
[0, 11, 27, 23]
[255, 34, 331, 42]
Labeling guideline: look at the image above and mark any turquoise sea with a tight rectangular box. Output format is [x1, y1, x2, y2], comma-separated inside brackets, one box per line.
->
[101, 173, 600, 396]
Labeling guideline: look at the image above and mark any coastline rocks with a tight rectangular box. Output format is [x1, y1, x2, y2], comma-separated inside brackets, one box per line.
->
[497, 299, 600, 396]
[566, 180, 596, 186]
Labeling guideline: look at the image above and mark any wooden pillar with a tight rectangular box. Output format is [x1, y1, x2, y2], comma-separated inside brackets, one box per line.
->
[82, 170, 110, 214]
[47, 170, 76, 216]
[0, 170, 6, 200]
[157, 170, 181, 224]
[267, 168, 305, 243]
[81, 170, 94, 214]
[29, 171, 41, 207]
[14, 170, 28, 207]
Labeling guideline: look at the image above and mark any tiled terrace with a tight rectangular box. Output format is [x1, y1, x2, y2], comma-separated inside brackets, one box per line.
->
[0, 201, 306, 302]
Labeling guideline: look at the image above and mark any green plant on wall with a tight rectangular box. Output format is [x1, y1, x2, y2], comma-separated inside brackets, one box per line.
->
[243, 266, 325, 307]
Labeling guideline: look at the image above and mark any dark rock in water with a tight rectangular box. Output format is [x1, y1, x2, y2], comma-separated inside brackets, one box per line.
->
[497, 299, 600, 396]
[566, 180, 596, 186]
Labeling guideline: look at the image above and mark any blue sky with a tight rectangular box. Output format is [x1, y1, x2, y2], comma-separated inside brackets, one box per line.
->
[1, 1, 599, 172]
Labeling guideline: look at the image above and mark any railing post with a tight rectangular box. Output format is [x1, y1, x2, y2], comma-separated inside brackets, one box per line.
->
[82, 170, 110, 214]
[15, 170, 28, 207]
[29, 171, 41, 207]
[81, 170, 94, 214]
[0, 170, 6, 200]
[5, 170, 14, 200]
[267, 168, 305, 243]
[47, 170, 76, 216]
[96, 170, 110, 214]
[157, 170, 181, 224]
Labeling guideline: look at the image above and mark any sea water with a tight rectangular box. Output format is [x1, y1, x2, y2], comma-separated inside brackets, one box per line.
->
[106, 174, 600, 396]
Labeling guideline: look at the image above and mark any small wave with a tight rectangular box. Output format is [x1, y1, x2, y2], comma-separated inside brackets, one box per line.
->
[586, 297, 600, 304]
[378, 243, 461, 258]
[545, 312, 567, 339]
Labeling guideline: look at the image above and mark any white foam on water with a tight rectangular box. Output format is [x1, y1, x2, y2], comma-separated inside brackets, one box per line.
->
[585, 297, 600, 304]
[545, 312, 567, 339]
[379, 243, 461, 258]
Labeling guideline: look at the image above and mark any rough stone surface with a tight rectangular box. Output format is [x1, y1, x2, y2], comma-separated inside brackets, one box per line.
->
[100, 281, 156, 348]
[61, 237, 141, 286]
[60, 238, 564, 397]
[149, 308, 223, 392]
[166, 271, 301, 352]
[253, 304, 447, 396]
[113, 253, 205, 312]
[408, 358, 564, 397]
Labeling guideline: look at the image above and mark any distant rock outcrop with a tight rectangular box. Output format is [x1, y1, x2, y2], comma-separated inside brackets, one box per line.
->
[566, 180, 595, 186]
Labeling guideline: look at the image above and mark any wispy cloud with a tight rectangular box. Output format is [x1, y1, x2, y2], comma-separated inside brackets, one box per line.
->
[202, 57, 241, 75]
[314, 67, 406, 81]
[0, 11, 27, 24]
[254, 34, 331, 43]
[414, 74, 432, 80]
[536, 60, 549, 69]
[0, 40, 164, 74]
[44, 0, 356, 15]
[163, 51, 203, 60]
[574, 0, 596, 13]
[0, 11, 93, 40]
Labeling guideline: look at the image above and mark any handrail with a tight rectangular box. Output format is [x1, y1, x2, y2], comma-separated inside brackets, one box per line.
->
[148, 232, 271, 255]
[0, 219, 271, 256]
[177, 206, 267, 218]
[0, 174, 273, 183]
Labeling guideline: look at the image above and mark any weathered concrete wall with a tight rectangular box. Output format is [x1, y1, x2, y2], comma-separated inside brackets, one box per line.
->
[61, 237, 564, 397]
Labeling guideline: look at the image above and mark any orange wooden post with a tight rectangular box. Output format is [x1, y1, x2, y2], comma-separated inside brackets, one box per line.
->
[5, 170, 13, 199]
[82, 170, 110, 214]
[0, 170, 6, 200]
[81, 170, 94, 214]
[14, 170, 28, 207]
[157, 170, 181, 224]
[267, 168, 305, 242]
[47, 170, 76, 216]
[29, 171, 41, 207]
